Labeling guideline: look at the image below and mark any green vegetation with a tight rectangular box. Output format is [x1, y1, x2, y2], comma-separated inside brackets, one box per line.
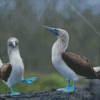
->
[0, 72, 85, 93]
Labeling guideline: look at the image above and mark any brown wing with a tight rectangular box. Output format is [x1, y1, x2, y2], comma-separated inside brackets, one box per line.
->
[0, 62, 12, 82]
[62, 52, 98, 79]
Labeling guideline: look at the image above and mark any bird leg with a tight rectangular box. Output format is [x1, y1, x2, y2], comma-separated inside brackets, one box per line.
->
[63, 80, 76, 92]
[57, 80, 70, 91]
[10, 87, 20, 95]
[57, 80, 76, 92]
[22, 77, 37, 84]
[72, 81, 76, 88]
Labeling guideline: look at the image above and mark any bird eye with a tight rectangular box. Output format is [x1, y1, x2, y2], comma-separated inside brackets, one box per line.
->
[54, 29, 59, 36]
[9, 42, 12, 46]
[15, 41, 18, 45]
[56, 30, 59, 32]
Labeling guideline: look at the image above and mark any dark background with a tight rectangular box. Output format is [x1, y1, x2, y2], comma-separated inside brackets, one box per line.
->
[0, 0, 100, 74]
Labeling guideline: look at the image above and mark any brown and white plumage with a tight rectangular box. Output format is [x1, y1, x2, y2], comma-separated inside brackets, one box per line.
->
[0, 37, 24, 88]
[0, 62, 12, 82]
[62, 52, 100, 79]
[0, 37, 36, 95]
[42, 25, 100, 92]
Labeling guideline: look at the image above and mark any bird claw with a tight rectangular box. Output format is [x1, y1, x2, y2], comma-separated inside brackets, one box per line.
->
[22, 77, 37, 84]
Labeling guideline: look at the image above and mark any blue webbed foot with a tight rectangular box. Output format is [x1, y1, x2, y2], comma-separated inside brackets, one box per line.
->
[57, 88, 66, 91]
[10, 87, 20, 95]
[57, 87, 74, 92]
[57, 80, 76, 92]
[63, 87, 74, 92]
[1, 92, 20, 97]
[22, 77, 37, 84]
[11, 92, 20, 95]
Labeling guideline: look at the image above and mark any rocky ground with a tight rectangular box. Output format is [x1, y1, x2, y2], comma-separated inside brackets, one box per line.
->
[0, 88, 95, 100]
[1, 79, 100, 100]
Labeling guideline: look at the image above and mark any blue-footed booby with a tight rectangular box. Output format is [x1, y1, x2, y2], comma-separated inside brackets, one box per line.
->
[0, 37, 36, 95]
[42, 25, 100, 92]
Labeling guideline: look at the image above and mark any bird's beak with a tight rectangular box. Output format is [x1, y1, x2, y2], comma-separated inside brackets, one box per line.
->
[41, 25, 59, 36]
[12, 42, 16, 48]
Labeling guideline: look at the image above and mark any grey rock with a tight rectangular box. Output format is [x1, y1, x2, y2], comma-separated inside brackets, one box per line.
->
[0, 88, 95, 100]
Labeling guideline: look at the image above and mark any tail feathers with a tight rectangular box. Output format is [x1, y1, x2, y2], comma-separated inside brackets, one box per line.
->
[97, 71, 100, 79]
[94, 67, 100, 79]
[0, 59, 3, 68]
[0, 68, 1, 79]
[93, 67, 100, 73]
[0, 59, 3, 79]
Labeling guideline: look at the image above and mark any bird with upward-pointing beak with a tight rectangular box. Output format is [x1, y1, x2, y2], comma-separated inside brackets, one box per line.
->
[0, 37, 36, 95]
[42, 25, 100, 92]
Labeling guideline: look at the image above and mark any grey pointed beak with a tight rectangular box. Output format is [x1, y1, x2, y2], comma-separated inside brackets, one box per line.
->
[12, 42, 16, 47]
[41, 25, 59, 36]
